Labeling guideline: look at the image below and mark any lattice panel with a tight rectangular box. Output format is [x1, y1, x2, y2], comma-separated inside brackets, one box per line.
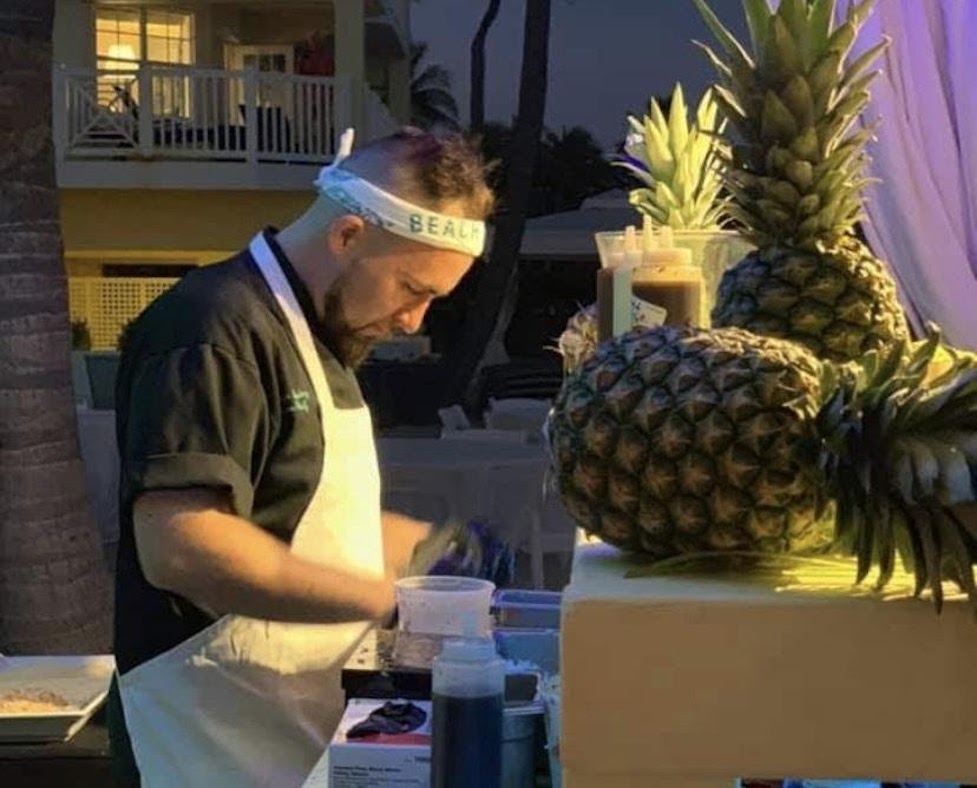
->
[69, 277, 179, 349]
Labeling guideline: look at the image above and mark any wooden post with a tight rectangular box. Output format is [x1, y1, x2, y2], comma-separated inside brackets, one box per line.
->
[137, 65, 153, 157]
[332, 75, 354, 153]
[334, 0, 365, 133]
[51, 64, 68, 159]
[243, 67, 257, 165]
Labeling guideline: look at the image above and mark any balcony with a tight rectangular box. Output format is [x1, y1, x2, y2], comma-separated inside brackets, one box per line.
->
[53, 64, 400, 190]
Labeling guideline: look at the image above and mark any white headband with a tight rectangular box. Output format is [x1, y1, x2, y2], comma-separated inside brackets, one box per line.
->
[313, 128, 487, 257]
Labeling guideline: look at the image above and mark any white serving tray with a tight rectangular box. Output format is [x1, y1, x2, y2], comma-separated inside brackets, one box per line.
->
[0, 654, 115, 743]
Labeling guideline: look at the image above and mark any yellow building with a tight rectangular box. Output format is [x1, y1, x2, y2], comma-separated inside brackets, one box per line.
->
[54, 0, 412, 348]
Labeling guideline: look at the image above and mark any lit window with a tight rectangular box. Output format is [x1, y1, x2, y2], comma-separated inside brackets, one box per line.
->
[95, 7, 194, 117]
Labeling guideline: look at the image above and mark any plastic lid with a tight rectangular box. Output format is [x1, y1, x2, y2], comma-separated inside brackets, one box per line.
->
[439, 637, 499, 664]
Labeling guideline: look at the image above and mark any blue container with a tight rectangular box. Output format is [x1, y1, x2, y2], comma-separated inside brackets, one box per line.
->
[494, 628, 560, 676]
[492, 590, 562, 630]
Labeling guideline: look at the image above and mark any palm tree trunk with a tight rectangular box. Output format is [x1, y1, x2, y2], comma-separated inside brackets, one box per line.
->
[470, 0, 501, 132]
[442, 0, 551, 407]
[0, 0, 112, 653]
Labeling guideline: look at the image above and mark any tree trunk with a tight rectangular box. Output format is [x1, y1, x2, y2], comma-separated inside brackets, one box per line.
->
[470, 0, 502, 132]
[0, 0, 113, 653]
[443, 0, 551, 407]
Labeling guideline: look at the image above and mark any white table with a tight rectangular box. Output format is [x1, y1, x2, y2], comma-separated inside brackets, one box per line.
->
[377, 437, 561, 588]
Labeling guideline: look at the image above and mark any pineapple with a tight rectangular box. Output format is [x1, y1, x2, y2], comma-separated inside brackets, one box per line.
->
[614, 84, 729, 230]
[693, 0, 909, 363]
[547, 323, 977, 609]
[557, 299, 666, 375]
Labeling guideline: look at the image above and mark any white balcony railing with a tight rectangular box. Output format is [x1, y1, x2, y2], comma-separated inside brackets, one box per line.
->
[54, 65, 397, 166]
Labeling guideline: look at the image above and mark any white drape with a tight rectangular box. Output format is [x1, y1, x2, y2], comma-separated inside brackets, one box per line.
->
[845, 0, 977, 348]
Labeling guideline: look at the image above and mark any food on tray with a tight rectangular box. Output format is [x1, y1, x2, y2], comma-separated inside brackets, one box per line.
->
[0, 688, 75, 714]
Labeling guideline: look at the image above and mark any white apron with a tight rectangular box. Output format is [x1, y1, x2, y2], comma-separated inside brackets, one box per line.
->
[118, 232, 385, 787]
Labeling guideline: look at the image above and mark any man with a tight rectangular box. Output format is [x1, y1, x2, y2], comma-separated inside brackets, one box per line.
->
[107, 128, 497, 786]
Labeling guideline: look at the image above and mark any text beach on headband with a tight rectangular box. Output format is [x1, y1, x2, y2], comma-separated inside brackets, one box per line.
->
[313, 128, 487, 257]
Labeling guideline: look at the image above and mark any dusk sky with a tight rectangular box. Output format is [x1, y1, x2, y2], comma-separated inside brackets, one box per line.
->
[411, 0, 748, 150]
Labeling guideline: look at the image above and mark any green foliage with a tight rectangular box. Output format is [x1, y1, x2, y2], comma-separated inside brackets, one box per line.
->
[476, 122, 622, 216]
[71, 320, 91, 351]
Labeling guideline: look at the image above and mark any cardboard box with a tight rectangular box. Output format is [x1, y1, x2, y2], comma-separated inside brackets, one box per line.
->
[561, 535, 977, 787]
[303, 699, 431, 787]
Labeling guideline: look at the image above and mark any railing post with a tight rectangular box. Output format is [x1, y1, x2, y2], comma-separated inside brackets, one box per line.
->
[244, 68, 258, 165]
[333, 75, 356, 152]
[137, 65, 153, 157]
[51, 65, 68, 162]
[351, 77, 364, 140]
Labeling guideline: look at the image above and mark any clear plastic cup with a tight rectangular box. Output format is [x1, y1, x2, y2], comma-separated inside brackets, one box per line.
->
[395, 576, 495, 636]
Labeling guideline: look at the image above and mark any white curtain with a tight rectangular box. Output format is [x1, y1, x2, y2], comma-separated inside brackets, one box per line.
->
[845, 0, 977, 348]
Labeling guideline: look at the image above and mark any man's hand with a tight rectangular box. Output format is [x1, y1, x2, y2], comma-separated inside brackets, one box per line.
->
[406, 518, 515, 587]
[381, 511, 432, 579]
[133, 489, 395, 623]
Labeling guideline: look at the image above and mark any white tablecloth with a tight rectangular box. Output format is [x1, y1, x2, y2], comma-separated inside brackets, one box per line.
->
[72, 416, 574, 585]
[377, 437, 551, 541]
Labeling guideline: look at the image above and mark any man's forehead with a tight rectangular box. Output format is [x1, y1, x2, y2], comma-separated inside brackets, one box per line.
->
[394, 247, 473, 290]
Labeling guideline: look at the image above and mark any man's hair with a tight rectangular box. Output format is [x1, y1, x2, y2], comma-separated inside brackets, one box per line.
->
[341, 127, 496, 221]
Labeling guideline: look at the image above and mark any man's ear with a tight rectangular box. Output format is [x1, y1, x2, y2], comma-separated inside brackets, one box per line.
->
[326, 214, 367, 260]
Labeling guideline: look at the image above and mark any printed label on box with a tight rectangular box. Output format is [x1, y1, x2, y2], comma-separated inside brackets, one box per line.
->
[302, 699, 432, 788]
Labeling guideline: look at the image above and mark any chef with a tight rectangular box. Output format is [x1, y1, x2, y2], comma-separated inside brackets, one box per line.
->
[106, 127, 498, 786]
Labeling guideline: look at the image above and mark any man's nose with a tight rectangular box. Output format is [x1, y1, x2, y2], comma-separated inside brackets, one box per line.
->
[394, 302, 429, 334]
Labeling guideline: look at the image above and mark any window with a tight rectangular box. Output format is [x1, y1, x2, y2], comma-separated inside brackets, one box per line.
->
[95, 7, 194, 116]
[225, 45, 294, 113]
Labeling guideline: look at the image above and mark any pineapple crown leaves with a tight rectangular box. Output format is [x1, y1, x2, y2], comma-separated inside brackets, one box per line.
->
[691, 0, 890, 248]
[613, 84, 731, 230]
[815, 324, 977, 613]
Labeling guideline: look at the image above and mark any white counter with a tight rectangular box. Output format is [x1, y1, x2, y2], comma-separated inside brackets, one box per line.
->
[560, 535, 977, 787]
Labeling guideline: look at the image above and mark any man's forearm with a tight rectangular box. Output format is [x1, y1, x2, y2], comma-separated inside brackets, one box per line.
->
[381, 511, 432, 578]
[135, 491, 393, 623]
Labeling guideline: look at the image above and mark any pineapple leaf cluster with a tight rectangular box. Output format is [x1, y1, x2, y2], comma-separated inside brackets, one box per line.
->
[614, 84, 729, 230]
[693, 0, 888, 250]
[819, 327, 977, 610]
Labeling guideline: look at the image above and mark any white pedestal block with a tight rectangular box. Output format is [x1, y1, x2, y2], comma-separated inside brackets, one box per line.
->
[560, 536, 977, 787]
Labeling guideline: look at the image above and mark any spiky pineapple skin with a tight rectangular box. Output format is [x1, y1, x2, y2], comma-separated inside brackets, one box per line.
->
[712, 236, 909, 363]
[548, 325, 834, 558]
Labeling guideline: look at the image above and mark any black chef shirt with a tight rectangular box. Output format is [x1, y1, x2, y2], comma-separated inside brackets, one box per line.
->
[113, 229, 366, 674]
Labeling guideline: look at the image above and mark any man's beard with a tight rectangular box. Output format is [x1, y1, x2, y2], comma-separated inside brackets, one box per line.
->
[319, 286, 382, 369]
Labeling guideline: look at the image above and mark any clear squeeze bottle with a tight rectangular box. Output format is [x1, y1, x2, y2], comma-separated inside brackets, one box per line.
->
[430, 636, 505, 788]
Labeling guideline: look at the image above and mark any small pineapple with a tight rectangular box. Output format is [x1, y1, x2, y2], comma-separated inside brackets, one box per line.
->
[693, 0, 909, 363]
[547, 323, 977, 610]
[614, 83, 729, 230]
[556, 298, 666, 375]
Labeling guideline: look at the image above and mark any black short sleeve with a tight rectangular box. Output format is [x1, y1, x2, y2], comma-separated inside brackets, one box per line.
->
[119, 343, 270, 518]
